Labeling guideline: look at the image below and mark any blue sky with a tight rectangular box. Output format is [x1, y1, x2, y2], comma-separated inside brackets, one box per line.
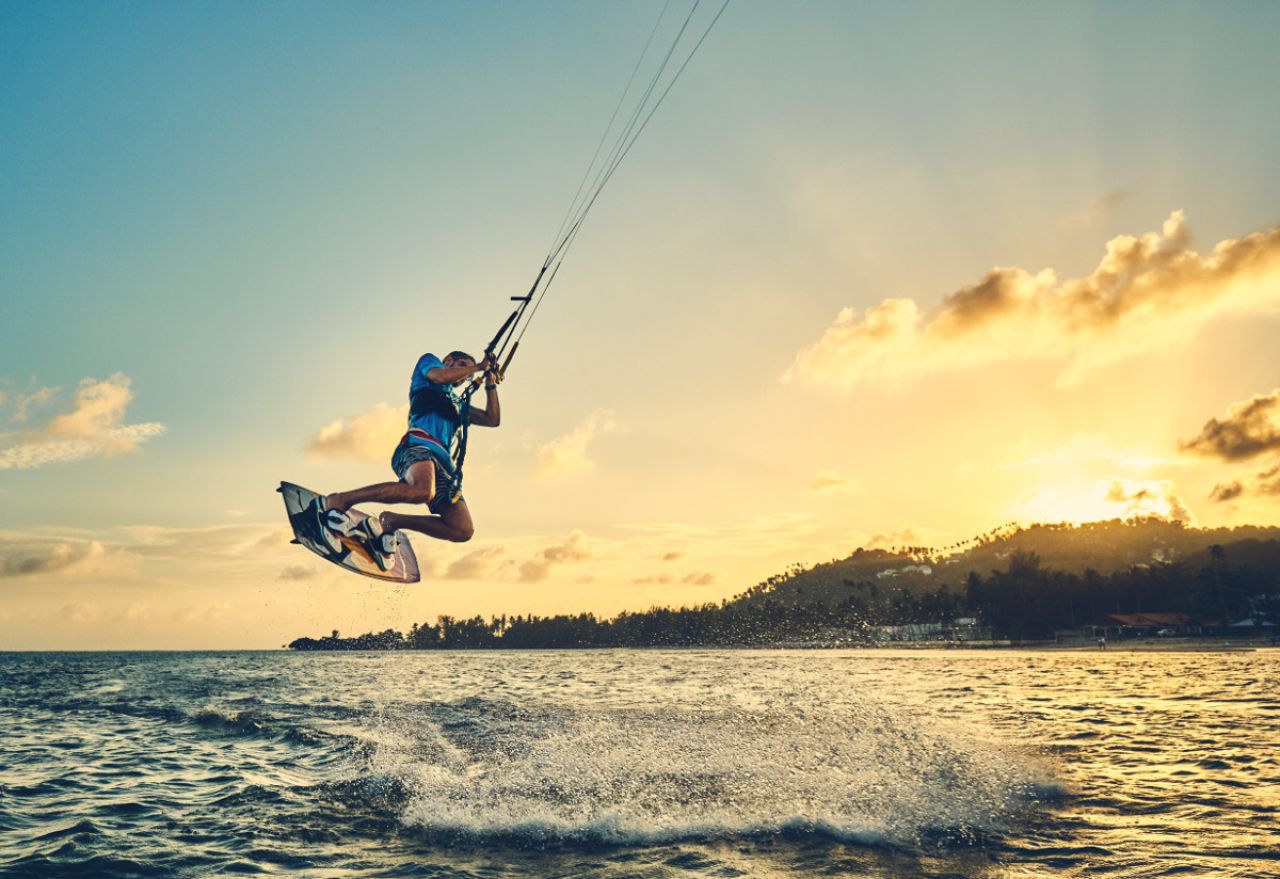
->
[2, 1, 1279, 647]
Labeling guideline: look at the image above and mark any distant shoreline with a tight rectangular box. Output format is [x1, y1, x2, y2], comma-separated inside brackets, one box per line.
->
[755, 638, 1270, 653]
[280, 637, 1276, 653]
[4, 640, 1277, 654]
[867, 639, 1268, 653]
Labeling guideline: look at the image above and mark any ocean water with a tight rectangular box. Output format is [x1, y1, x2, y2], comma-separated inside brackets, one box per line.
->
[1, 649, 1276, 878]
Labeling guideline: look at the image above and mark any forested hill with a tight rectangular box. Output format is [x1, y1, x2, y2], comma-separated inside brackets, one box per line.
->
[289, 517, 1280, 650]
[731, 518, 1280, 608]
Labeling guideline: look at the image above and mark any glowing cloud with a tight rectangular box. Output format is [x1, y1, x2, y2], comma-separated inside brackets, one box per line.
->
[1261, 465, 1280, 496]
[0, 374, 165, 471]
[786, 213, 1280, 388]
[1182, 389, 1280, 503]
[518, 530, 592, 582]
[307, 402, 407, 462]
[1210, 481, 1245, 503]
[1181, 389, 1280, 462]
[0, 536, 120, 579]
[4, 385, 59, 423]
[535, 410, 618, 479]
[1207, 464, 1280, 504]
[1104, 479, 1192, 523]
[1017, 478, 1192, 525]
[435, 531, 609, 583]
[444, 546, 508, 580]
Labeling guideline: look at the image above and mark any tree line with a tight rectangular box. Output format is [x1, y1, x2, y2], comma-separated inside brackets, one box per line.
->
[288, 544, 1279, 649]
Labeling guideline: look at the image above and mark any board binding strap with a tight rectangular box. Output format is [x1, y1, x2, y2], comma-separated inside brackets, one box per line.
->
[278, 481, 421, 584]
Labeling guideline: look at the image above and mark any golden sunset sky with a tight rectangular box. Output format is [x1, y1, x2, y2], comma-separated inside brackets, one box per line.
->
[3, 1, 1279, 648]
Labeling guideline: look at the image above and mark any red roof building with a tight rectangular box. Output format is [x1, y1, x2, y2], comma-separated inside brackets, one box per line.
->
[1101, 613, 1192, 627]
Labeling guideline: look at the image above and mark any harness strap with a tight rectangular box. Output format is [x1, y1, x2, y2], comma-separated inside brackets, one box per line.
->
[401, 428, 466, 503]
[400, 428, 448, 453]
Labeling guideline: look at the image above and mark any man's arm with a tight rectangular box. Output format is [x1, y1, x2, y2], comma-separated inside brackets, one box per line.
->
[426, 363, 483, 385]
[469, 374, 501, 428]
[425, 354, 498, 386]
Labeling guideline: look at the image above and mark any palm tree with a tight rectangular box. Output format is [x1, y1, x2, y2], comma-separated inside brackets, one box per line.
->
[1209, 544, 1231, 629]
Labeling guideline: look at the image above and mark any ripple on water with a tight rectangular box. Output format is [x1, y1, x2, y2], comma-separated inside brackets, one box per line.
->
[0, 649, 1277, 879]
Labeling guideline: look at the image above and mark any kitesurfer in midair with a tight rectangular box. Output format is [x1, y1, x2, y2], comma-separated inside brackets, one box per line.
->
[316, 351, 499, 569]
[284, 1, 729, 578]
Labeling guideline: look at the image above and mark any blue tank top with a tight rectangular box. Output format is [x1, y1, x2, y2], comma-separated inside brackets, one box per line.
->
[406, 353, 464, 457]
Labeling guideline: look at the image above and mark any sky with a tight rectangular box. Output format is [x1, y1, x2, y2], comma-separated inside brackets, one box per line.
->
[2, 0, 1279, 649]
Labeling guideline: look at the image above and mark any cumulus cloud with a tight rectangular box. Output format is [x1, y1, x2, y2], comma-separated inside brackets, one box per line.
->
[0, 374, 165, 470]
[1182, 389, 1280, 503]
[436, 531, 599, 583]
[1209, 481, 1245, 503]
[307, 402, 407, 462]
[0, 537, 119, 579]
[118, 523, 289, 561]
[786, 213, 1280, 388]
[0, 522, 298, 584]
[518, 530, 592, 582]
[1181, 389, 1280, 462]
[4, 385, 59, 423]
[1208, 464, 1280, 503]
[1103, 478, 1192, 523]
[535, 410, 618, 479]
[1261, 465, 1280, 496]
[444, 546, 508, 580]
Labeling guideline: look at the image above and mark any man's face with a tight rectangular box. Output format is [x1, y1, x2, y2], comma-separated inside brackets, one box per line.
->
[443, 354, 475, 385]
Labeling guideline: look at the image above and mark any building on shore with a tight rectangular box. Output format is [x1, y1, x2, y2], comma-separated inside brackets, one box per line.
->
[1088, 613, 1196, 639]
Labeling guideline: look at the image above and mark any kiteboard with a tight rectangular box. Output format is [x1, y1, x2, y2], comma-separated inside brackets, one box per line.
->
[278, 481, 420, 583]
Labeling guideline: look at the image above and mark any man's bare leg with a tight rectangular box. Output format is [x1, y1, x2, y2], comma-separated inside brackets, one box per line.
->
[326, 460, 437, 513]
[384, 498, 474, 543]
[324, 459, 473, 542]
[325, 481, 426, 512]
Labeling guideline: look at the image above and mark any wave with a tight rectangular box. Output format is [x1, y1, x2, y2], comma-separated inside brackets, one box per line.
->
[343, 697, 1057, 851]
[187, 705, 324, 743]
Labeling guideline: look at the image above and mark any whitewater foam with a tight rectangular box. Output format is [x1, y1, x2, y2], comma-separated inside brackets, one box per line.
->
[361, 697, 1049, 848]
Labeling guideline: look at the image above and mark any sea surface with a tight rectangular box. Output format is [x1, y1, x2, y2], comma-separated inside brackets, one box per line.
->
[1, 649, 1277, 878]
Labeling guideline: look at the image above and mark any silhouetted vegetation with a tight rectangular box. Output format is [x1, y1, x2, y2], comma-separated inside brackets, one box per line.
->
[289, 520, 1280, 650]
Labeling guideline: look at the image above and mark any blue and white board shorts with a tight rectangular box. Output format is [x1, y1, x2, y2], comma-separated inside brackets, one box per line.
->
[391, 441, 462, 515]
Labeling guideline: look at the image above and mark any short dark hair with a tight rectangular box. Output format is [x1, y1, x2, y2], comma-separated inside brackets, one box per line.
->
[445, 350, 475, 363]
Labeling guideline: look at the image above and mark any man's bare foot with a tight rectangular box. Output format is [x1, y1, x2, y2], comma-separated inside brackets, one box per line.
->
[324, 493, 350, 513]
